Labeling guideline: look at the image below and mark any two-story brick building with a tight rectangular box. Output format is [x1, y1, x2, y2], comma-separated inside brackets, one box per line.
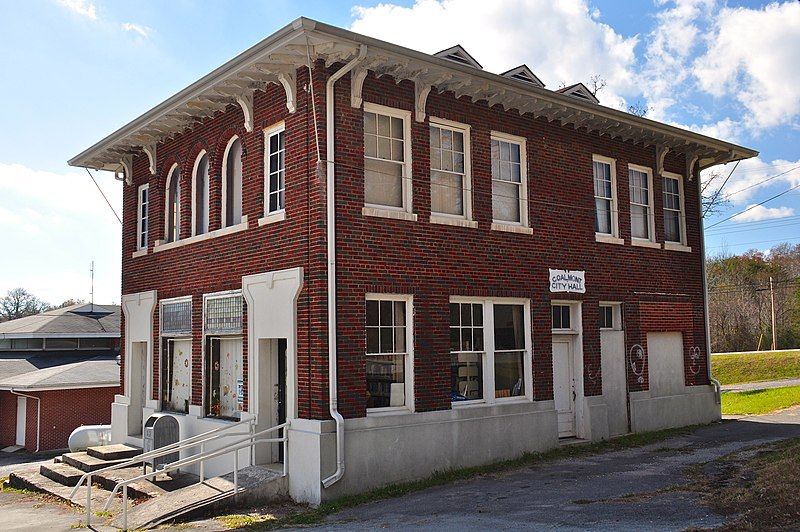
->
[68, 18, 757, 504]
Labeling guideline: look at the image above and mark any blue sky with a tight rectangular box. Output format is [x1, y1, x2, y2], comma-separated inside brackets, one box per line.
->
[1, 0, 799, 304]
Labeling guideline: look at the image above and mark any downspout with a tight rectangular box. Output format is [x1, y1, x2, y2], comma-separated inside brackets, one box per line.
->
[697, 162, 722, 404]
[322, 44, 368, 489]
[9, 389, 41, 452]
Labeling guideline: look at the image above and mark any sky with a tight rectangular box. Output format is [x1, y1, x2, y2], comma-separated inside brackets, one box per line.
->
[1, 0, 799, 305]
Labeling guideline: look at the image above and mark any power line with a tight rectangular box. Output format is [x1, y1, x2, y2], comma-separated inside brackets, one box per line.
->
[706, 234, 800, 251]
[703, 160, 739, 217]
[722, 164, 800, 200]
[706, 181, 800, 229]
[85, 167, 122, 224]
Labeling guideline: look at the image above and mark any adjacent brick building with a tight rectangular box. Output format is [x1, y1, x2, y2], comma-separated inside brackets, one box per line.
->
[68, 18, 757, 503]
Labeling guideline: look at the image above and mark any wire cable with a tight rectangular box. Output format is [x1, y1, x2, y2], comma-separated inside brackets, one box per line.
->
[85, 167, 122, 224]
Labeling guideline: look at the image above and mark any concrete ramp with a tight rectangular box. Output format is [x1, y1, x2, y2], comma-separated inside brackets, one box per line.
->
[113, 465, 286, 530]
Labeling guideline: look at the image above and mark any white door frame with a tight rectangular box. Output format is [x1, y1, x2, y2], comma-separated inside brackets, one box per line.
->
[551, 301, 585, 438]
[15, 396, 27, 446]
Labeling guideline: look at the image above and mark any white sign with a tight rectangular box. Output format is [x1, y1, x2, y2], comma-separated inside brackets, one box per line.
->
[549, 269, 586, 294]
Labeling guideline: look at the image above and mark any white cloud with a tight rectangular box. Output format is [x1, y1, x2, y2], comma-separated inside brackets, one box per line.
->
[702, 157, 800, 204]
[350, 0, 638, 109]
[0, 163, 121, 305]
[693, 2, 800, 130]
[56, 0, 97, 20]
[732, 204, 795, 222]
[121, 22, 151, 39]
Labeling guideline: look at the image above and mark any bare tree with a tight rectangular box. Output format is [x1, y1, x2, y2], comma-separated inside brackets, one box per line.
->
[700, 169, 732, 217]
[54, 298, 86, 309]
[0, 288, 50, 322]
[627, 100, 652, 117]
[588, 74, 607, 96]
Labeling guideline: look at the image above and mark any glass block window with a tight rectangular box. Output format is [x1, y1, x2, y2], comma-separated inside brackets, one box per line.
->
[204, 294, 243, 334]
[161, 299, 192, 335]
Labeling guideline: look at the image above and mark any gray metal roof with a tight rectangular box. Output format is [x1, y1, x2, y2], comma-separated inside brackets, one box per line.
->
[0, 352, 119, 390]
[0, 304, 120, 338]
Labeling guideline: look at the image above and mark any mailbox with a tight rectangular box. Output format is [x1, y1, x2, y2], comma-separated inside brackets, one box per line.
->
[143, 414, 180, 471]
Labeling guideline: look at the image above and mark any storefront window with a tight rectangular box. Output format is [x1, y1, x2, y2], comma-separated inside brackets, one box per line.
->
[493, 304, 526, 398]
[366, 297, 409, 410]
[450, 302, 484, 401]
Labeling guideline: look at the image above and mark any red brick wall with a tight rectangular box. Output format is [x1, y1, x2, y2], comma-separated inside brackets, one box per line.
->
[0, 387, 119, 452]
[120, 62, 709, 422]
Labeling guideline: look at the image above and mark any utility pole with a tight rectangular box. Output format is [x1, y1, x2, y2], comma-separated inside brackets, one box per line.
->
[769, 276, 777, 351]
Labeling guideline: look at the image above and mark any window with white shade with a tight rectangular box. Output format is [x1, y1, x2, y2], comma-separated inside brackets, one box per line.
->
[430, 119, 470, 218]
[365, 295, 413, 412]
[363, 104, 411, 211]
[193, 151, 210, 236]
[264, 124, 285, 215]
[663, 172, 685, 244]
[491, 133, 527, 225]
[223, 137, 243, 228]
[450, 298, 532, 405]
[165, 165, 181, 243]
[629, 165, 655, 241]
[593, 155, 618, 236]
[137, 183, 149, 250]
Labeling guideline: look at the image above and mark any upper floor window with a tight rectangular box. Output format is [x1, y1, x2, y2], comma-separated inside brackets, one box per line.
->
[629, 165, 655, 241]
[264, 124, 285, 215]
[430, 119, 471, 219]
[365, 294, 413, 412]
[593, 155, 618, 237]
[363, 103, 412, 212]
[223, 137, 243, 227]
[192, 151, 210, 236]
[491, 132, 527, 226]
[137, 183, 149, 250]
[663, 172, 686, 244]
[165, 164, 181, 243]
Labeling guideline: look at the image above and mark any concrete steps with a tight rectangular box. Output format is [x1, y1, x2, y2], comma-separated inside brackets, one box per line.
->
[62, 452, 130, 473]
[87, 444, 141, 461]
[9, 468, 121, 512]
[39, 462, 85, 485]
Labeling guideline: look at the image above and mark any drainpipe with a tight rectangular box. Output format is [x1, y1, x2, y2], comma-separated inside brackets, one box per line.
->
[697, 164, 721, 404]
[322, 44, 368, 489]
[9, 389, 41, 452]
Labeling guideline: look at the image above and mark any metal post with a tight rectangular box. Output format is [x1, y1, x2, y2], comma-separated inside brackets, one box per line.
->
[200, 442, 205, 482]
[233, 452, 239, 496]
[249, 419, 255, 466]
[86, 474, 91, 527]
[770, 276, 778, 351]
[123, 485, 128, 531]
[283, 433, 288, 476]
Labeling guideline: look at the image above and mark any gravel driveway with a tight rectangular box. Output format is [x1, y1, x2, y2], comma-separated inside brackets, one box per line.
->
[316, 407, 800, 531]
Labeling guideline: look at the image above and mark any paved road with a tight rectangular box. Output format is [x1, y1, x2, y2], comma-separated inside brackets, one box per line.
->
[316, 406, 800, 531]
[721, 377, 800, 392]
[0, 450, 60, 479]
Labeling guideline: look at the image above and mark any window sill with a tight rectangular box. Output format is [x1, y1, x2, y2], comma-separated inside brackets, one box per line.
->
[451, 400, 487, 409]
[154, 216, 249, 253]
[631, 238, 661, 249]
[491, 222, 533, 235]
[362, 207, 418, 222]
[430, 215, 478, 229]
[258, 210, 286, 226]
[664, 242, 692, 253]
[131, 248, 148, 258]
[595, 233, 624, 245]
[366, 407, 413, 417]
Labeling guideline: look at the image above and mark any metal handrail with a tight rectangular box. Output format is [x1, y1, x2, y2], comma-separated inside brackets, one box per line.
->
[69, 417, 256, 501]
[103, 422, 289, 530]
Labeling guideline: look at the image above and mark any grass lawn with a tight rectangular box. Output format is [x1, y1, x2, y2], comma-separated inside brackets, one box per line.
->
[721, 385, 800, 415]
[711, 349, 800, 385]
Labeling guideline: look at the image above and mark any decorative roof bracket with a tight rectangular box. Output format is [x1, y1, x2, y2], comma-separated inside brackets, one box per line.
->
[656, 144, 669, 176]
[277, 70, 297, 113]
[350, 65, 369, 108]
[414, 81, 431, 122]
[119, 154, 134, 186]
[235, 91, 255, 133]
[142, 144, 157, 175]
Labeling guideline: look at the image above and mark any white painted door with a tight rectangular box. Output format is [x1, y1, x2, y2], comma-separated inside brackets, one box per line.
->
[647, 332, 685, 397]
[601, 330, 628, 436]
[168, 339, 192, 412]
[552, 338, 576, 437]
[15, 396, 26, 446]
[129, 342, 146, 436]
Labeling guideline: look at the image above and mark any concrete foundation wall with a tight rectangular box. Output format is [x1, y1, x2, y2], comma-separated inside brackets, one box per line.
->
[629, 385, 720, 433]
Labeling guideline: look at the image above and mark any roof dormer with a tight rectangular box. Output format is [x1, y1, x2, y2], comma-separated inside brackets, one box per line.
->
[501, 65, 545, 88]
[434, 45, 482, 69]
[556, 83, 600, 104]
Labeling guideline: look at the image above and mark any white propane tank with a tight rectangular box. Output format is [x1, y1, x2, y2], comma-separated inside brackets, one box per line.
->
[68, 424, 112, 452]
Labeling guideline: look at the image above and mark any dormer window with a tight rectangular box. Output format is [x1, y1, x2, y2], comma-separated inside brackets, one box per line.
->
[556, 83, 600, 104]
[501, 65, 545, 88]
[434, 45, 482, 69]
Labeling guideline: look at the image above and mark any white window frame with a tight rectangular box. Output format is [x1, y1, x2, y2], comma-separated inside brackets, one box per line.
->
[263, 122, 286, 220]
[599, 302, 623, 331]
[365, 293, 415, 415]
[363, 102, 413, 215]
[490, 131, 529, 230]
[449, 300, 486, 406]
[202, 289, 244, 420]
[221, 136, 243, 229]
[593, 155, 622, 244]
[628, 163, 657, 246]
[450, 296, 533, 406]
[164, 163, 181, 243]
[429, 117, 472, 222]
[191, 150, 210, 237]
[662, 171, 688, 248]
[159, 295, 193, 414]
[137, 183, 149, 251]
[551, 303, 577, 334]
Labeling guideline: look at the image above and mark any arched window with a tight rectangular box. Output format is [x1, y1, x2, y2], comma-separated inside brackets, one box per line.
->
[222, 137, 243, 227]
[165, 164, 181, 243]
[192, 151, 210, 235]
